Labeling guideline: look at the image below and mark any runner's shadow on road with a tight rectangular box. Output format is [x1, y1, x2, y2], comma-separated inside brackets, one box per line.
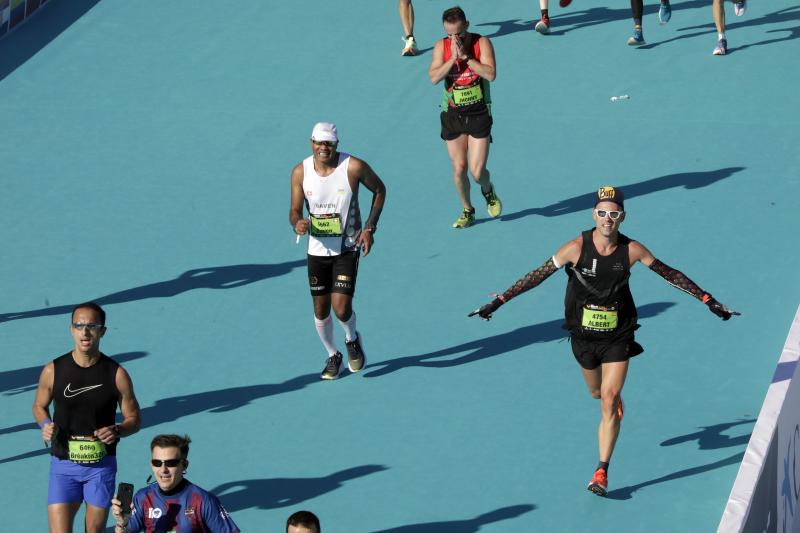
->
[363, 302, 675, 379]
[0, 351, 148, 397]
[0, 260, 305, 324]
[660, 418, 755, 450]
[500, 167, 743, 222]
[606, 451, 744, 500]
[545, 0, 705, 35]
[0, 0, 102, 82]
[642, 5, 800, 50]
[137, 372, 319, 429]
[369, 504, 537, 532]
[212, 465, 388, 512]
[0, 370, 320, 464]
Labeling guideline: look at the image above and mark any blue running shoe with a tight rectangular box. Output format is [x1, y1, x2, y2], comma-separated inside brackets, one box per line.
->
[734, 0, 746, 16]
[627, 28, 645, 46]
[658, 1, 672, 24]
[713, 38, 727, 55]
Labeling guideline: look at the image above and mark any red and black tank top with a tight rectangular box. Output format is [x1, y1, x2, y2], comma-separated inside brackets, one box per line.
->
[441, 33, 491, 115]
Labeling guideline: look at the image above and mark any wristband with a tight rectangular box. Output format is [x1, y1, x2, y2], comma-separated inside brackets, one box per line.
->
[40, 418, 51, 429]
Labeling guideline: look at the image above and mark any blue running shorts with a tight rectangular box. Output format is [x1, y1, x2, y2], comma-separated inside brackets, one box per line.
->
[48, 455, 117, 508]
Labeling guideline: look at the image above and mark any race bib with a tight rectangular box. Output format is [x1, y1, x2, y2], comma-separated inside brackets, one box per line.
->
[452, 84, 483, 106]
[68, 436, 107, 464]
[581, 304, 618, 331]
[310, 213, 343, 237]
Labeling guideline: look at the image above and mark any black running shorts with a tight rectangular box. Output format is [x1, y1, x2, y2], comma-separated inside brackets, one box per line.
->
[440, 110, 493, 141]
[307, 252, 360, 296]
[570, 335, 644, 370]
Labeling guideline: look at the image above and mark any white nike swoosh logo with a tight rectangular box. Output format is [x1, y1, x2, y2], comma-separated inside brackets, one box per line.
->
[63, 383, 103, 398]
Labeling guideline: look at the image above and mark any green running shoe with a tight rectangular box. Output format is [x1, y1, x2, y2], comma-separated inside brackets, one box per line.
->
[482, 184, 503, 217]
[452, 207, 476, 229]
[320, 352, 343, 380]
[345, 332, 366, 373]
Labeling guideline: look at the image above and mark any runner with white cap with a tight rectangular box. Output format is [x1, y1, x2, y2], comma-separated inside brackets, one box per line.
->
[289, 123, 387, 379]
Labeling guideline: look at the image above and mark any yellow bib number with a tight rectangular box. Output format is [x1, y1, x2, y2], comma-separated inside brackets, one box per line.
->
[310, 213, 343, 237]
[453, 84, 483, 106]
[68, 437, 107, 464]
[581, 305, 618, 331]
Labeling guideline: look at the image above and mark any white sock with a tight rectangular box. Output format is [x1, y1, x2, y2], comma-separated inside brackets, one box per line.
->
[338, 312, 357, 343]
[718, 32, 726, 40]
[314, 315, 338, 357]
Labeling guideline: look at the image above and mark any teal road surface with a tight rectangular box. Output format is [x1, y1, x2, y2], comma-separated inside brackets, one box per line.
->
[1, 0, 798, 531]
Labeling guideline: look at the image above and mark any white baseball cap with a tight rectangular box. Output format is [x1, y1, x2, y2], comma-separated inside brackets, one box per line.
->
[310, 122, 338, 143]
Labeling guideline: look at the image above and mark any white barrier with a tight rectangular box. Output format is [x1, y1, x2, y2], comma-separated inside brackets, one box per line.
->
[718, 305, 800, 533]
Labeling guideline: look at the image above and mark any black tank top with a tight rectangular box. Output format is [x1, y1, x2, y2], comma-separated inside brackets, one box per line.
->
[51, 352, 120, 459]
[563, 229, 638, 340]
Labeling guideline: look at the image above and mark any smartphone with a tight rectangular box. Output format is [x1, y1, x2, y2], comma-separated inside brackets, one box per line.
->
[117, 482, 134, 515]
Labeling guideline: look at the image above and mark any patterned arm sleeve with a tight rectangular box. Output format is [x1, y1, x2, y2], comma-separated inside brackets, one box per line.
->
[500, 257, 559, 303]
[648, 258, 710, 302]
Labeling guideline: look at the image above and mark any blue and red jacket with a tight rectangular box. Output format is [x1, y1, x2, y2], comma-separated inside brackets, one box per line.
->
[126, 480, 239, 533]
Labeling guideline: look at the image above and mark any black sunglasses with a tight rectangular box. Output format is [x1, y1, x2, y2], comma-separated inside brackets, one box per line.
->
[151, 458, 182, 468]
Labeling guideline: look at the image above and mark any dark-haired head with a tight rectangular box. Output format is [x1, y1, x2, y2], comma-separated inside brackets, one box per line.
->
[287, 510, 320, 533]
[71, 302, 106, 325]
[150, 434, 191, 459]
[442, 6, 467, 23]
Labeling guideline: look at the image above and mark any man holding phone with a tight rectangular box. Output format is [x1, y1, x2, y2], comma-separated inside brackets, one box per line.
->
[111, 434, 239, 532]
[32, 302, 141, 533]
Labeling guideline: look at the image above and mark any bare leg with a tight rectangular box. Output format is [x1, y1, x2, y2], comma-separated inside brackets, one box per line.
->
[712, 0, 725, 33]
[399, 0, 414, 37]
[598, 361, 629, 462]
[467, 135, 491, 192]
[331, 293, 354, 323]
[580, 366, 602, 400]
[312, 294, 332, 320]
[48, 502, 81, 533]
[446, 135, 471, 209]
[84, 504, 110, 533]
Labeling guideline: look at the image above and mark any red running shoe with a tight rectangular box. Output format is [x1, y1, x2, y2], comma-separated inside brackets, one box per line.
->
[587, 468, 608, 497]
[534, 15, 550, 34]
[560, 0, 573, 7]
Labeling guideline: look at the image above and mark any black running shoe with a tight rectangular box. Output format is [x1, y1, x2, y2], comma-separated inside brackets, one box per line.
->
[320, 352, 343, 380]
[345, 332, 366, 372]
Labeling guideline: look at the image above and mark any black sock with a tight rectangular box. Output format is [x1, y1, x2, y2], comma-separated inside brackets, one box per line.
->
[541, 8, 549, 17]
[597, 461, 610, 472]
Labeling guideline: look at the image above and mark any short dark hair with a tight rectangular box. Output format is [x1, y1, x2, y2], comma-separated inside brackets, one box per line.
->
[442, 6, 467, 23]
[150, 434, 191, 459]
[71, 302, 106, 325]
[286, 510, 320, 532]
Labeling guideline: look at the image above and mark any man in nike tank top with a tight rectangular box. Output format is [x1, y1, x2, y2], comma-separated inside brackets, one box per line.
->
[469, 186, 739, 497]
[32, 302, 141, 532]
[290, 123, 387, 380]
[429, 6, 502, 229]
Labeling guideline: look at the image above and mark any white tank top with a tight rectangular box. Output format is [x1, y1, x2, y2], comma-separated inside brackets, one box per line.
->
[302, 153, 361, 256]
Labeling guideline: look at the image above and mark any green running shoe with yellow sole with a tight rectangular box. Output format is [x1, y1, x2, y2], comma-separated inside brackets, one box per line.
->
[452, 207, 476, 229]
[482, 184, 502, 217]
